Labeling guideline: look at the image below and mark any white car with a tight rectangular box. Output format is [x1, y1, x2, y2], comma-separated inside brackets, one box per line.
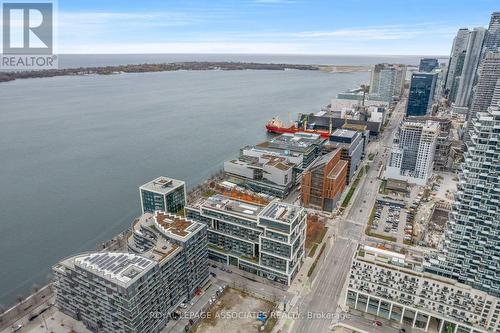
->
[12, 324, 23, 332]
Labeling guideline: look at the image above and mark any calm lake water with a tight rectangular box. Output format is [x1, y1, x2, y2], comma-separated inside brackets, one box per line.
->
[56, 53, 446, 68]
[0, 68, 371, 306]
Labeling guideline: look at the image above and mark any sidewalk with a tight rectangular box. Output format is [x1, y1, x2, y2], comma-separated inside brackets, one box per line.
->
[271, 219, 339, 333]
[162, 279, 226, 333]
[333, 312, 412, 333]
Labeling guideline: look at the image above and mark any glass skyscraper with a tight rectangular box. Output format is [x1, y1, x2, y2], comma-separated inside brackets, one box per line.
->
[406, 73, 437, 117]
[418, 58, 439, 72]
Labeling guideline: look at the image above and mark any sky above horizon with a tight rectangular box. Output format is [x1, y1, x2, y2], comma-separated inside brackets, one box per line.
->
[48, 1, 499, 55]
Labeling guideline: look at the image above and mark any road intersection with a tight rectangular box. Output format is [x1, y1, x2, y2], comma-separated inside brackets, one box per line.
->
[277, 97, 407, 333]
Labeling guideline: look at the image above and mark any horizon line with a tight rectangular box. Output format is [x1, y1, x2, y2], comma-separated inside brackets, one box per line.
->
[56, 52, 449, 57]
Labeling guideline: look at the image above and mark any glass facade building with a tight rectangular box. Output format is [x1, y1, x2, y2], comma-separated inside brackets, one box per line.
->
[419, 58, 439, 73]
[186, 195, 306, 286]
[140, 176, 186, 214]
[406, 73, 437, 117]
[53, 211, 209, 333]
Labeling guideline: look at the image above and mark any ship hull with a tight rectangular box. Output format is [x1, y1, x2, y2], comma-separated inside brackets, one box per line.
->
[265, 124, 330, 138]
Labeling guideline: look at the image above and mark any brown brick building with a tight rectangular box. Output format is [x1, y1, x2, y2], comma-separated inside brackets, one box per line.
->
[301, 148, 348, 211]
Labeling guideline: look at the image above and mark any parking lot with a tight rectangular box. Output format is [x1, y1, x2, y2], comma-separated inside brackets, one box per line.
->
[369, 199, 409, 243]
[162, 280, 227, 333]
[191, 287, 274, 333]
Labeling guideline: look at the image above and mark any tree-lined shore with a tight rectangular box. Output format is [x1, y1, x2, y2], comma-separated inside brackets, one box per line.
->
[0, 62, 371, 83]
[0, 61, 321, 83]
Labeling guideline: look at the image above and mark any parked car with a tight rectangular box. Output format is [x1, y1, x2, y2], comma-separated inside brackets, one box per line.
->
[12, 324, 23, 332]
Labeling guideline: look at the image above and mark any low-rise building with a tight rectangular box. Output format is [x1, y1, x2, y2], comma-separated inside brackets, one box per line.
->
[341, 123, 370, 155]
[240, 145, 304, 186]
[325, 129, 364, 183]
[53, 212, 209, 333]
[301, 148, 348, 211]
[140, 176, 186, 214]
[241, 145, 303, 167]
[257, 132, 325, 169]
[224, 153, 295, 198]
[54, 253, 164, 333]
[186, 195, 306, 286]
[345, 244, 500, 333]
[367, 106, 386, 124]
[298, 100, 387, 139]
[130, 211, 209, 299]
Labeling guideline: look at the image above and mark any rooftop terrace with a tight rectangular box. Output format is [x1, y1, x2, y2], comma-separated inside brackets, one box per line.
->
[329, 98, 387, 110]
[260, 201, 303, 224]
[262, 155, 295, 170]
[140, 176, 185, 194]
[72, 252, 155, 287]
[328, 160, 348, 180]
[202, 194, 264, 220]
[131, 214, 181, 262]
[154, 211, 202, 239]
[259, 132, 323, 152]
[356, 241, 426, 272]
[331, 128, 358, 139]
[228, 154, 294, 172]
[242, 145, 302, 158]
[342, 123, 368, 131]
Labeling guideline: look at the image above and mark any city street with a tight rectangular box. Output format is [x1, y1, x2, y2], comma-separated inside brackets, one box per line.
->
[286, 97, 407, 333]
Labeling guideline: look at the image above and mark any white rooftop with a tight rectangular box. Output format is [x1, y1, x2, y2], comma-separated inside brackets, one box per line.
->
[140, 176, 185, 194]
[202, 194, 264, 219]
[260, 201, 302, 224]
[73, 252, 155, 287]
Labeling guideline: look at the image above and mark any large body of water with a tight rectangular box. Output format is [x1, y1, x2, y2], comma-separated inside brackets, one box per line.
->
[0, 54, 425, 306]
[57, 53, 446, 68]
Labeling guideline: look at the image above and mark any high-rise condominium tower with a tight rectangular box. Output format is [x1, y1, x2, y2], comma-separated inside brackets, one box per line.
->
[455, 28, 486, 107]
[482, 12, 500, 54]
[428, 100, 500, 297]
[369, 63, 406, 102]
[385, 120, 439, 186]
[445, 28, 470, 99]
[465, 52, 500, 141]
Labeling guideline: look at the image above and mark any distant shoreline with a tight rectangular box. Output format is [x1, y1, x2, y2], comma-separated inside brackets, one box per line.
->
[0, 61, 369, 83]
